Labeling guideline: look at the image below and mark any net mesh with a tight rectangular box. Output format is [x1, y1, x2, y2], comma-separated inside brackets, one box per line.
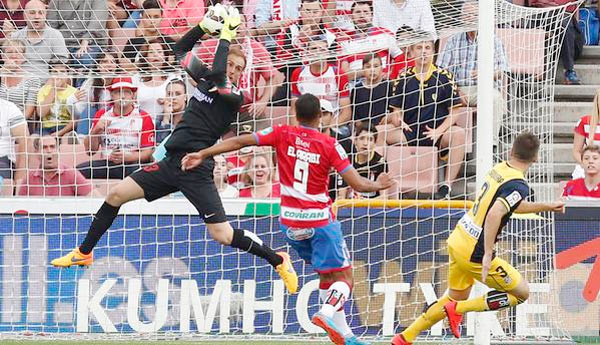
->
[0, 0, 584, 343]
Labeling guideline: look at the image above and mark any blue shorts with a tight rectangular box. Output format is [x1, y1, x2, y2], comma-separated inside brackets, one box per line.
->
[281, 221, 351, 273]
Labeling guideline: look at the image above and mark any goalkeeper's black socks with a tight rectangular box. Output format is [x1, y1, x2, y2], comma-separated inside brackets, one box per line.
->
[79, 202, 121, 254]
[230, 228, 283, 267]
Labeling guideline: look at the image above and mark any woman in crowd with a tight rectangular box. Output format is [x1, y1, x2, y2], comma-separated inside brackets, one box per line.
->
[0, 39, 41, 128]
[133, 39, 178, 124]
[572, 89, 600, 178]
[156, 78, 186, 143]
[76, 52, 120, 135]
[239, 153, 280, 198]
[214, 154, 239, 198]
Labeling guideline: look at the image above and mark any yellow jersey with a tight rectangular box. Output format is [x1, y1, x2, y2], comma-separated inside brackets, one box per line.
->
[447, 161, 530, 263]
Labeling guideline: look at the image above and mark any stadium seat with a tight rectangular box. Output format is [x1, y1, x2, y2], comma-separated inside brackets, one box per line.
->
[92, 179, 122, 196]
[59, 143, 102, 168]
[1, 179, 13, 196]
[265, 106, 290, 126]
[496, 28, 545, 76]
[451, 107, 474, 153]
[385, 146, 438, 196]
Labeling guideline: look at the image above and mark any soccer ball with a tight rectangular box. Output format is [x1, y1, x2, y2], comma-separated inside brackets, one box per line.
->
[200, 3, 228, 35]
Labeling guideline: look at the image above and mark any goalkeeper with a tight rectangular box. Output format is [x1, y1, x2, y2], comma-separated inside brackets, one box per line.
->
[51, 5, 298, 294]
[392, 132, 565, 345]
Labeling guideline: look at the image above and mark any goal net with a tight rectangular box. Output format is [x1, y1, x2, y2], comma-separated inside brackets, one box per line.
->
[0, 0, 583, 343]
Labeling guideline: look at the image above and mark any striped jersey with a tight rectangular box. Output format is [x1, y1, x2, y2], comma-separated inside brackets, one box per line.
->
[254, 124, 351, 227]
[92, 106, 155, 157]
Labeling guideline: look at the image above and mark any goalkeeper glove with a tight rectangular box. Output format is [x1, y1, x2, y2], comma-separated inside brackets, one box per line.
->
[199, 4, 227, 35]
[219, 6, 241, 42]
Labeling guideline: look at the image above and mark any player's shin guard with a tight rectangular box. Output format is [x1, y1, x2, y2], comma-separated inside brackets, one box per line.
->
[401, 295, 453, 343]
[230, 229, 283, 267]
[320, 282, 353, 337]
[320, 280, 351, 318]
[455, 290, 523, 314]
[79, 202, 121, 254]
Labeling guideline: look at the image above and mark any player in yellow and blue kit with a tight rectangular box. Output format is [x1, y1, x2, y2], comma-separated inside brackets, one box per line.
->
[392, 132, 566, 345]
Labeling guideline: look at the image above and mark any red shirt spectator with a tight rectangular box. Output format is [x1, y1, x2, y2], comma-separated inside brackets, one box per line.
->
[572, 114, 600, 178]
[290, 39, 350, 120]
[238, 153, 280, 198]
[18, 166, 93, 196]
[574, 115, 600, 143]
[91, 105, 155, 158]
[239, 183, 281, 198]
[17, 135, 93, 197]
[0, 0, 26, 39]
[563, 145, 600, 200]
[159, 0, 204, 38]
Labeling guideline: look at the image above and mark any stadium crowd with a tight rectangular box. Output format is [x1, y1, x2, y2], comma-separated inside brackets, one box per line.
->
[0, 0, 598, 199]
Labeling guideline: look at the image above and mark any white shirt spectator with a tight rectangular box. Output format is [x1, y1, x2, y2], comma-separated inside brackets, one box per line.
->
[0, 99, 26, 162]
[373, 0, 436, 35]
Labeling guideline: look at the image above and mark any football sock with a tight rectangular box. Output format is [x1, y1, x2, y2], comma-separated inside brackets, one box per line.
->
[456, 290, 522, 313]
[320, 281, 351, 318]
[230, 229, 283, 267]
[79, 202, 121, 254]
[320, 284, 353, 336]
[402, 295, 453, 343]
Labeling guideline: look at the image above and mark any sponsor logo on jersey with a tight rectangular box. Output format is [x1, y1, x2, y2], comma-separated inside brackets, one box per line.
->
[335, 143, 348, 160]
[193, 89, 214, 104]
[286, 227, 315, 241]
[458, 214, 482, 239]
[295, 137, 310, 149]
[282, 208, 328, 221]
[505, 191, 523, 207]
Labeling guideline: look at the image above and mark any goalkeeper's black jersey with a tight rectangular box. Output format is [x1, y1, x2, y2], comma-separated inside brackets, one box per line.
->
[165, 26, 244, 153]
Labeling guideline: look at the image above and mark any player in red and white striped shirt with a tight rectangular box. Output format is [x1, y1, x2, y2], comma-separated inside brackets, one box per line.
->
[182, 93, 392, 345]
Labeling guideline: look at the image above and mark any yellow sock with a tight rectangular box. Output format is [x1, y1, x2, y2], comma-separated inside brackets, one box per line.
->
[456, 290, 520, 314]
[401, 295, 453, 342]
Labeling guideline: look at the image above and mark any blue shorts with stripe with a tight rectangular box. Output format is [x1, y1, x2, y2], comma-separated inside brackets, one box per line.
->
[280, 221, 351, 273]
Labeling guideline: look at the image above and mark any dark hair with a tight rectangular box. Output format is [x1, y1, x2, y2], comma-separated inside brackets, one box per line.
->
[583, 145, 600, 158]
[295, 94, 321, 123]
[48, 58, 68, 71]
[33, 135, 59, 152]
[142, 0, 161, 10]
[362, 52, 382, 66]
[355, 124, 378, 142]
[91, 52, 120, 103]
[138, 39, 173, 78]
[351, 1, 372, 13]
[512, 131, 540, 162]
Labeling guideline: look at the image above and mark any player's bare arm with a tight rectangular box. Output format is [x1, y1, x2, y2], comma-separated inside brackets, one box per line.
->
[515, 200, 565, 214]
[181, 134, 258, 171]
[340, 168, 394, 193]
[481, 200, 508, 282]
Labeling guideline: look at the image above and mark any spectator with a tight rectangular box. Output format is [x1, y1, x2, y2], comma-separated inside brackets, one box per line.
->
[37, 59, 83, 137]
[156, 78, 186, 143]
[0, 39, 41, 124]
[133, 39, 178, 124]
[225, 119, 256, 189]
[340, 125, 388, 199]
[107, 0, 143, 30]
[214, 154, 239, 198]
[254, 0, 299, 51]
[0, 0, 27, 39]
[351, 53, 394, 129]
[77, 77, 155, 179]
[436, 0, 508, 144]
[373, 0, 435, 36]
[239, 153, 280, 198]
[388, 40, 465, 199]
[562, 145, 600, 199]
[338, 1, 406, 82]
[121, 0, 176, 67]
[11, 0, 69, 77]
[0, 98, 27, 185]
[76, 52, 120, 135]
[194, 14, 284, 117]
[529, 0, 583, 84]
[572, 91, 600, 178]
[290, 37, 350, 125]
[159, 0, 205, 41]
[321, 98, 353, 201]
[47, 0, 108, 69]
[272, 0, 337, 103]
[17, 135, 94, 196]
[323, 0, 354, 30]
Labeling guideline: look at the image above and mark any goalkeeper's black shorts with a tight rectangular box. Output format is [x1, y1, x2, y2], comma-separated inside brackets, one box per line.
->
[129, 152, 227, 224]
